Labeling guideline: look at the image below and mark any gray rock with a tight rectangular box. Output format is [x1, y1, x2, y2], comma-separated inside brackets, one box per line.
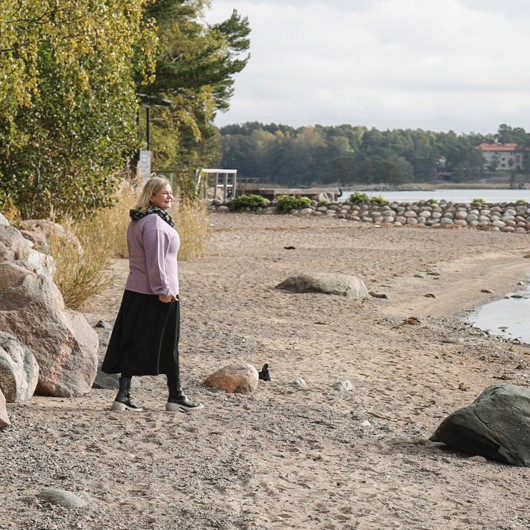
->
[0, 332, 39, 402]
[0, 225, 29, 262]
[0, 225, 55, 278]
[92, 362, 120, 389]
[430, 384, 530, 466]
[276, 272, 369, 299]
[16, 219, 82, 254]
[441, 337, 464, 344]
[332, 380, 354, 392]
[37, 487, 89, 508]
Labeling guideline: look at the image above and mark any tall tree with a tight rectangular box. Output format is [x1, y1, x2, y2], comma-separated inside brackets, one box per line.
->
[496, 124, 529, 146]
[140, 1, 251, 189]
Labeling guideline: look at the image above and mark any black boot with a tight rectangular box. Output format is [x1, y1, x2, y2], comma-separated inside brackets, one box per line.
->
[112, 376, 143, 412]
[166, 378, 204, 413]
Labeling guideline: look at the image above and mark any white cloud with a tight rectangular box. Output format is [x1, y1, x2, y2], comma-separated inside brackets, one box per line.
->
[207, 0, 530, 132]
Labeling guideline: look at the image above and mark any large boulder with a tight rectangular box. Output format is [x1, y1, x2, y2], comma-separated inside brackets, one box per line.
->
[430, 384, 530, 466]
[276, 272, 369, 299]
[0, 224, 55, 278]
[0, 332, 39, 402]
[0, 261, 98, 397]
[0, 225, 28, 260]
[16, 219, 82, 255]
[204, 363, 259, 394]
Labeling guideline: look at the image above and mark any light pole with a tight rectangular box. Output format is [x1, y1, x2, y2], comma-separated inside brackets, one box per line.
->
[135, 93, 172, 179]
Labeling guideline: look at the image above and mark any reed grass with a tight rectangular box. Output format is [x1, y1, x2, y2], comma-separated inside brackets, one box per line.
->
[50, 215, 113, 310]
[174, 199, 209, 261]
[101, 182, 138, 259]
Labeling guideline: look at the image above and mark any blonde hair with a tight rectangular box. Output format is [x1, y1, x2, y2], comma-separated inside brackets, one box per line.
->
[134, 176, 171, 211]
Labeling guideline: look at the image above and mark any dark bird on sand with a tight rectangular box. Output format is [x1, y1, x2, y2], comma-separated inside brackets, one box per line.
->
[258, 363, 271, 381]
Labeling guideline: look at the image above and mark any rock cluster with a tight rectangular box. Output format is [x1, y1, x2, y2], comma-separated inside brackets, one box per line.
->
[0, 216, 99, 427]
[210, 199, 530, 233]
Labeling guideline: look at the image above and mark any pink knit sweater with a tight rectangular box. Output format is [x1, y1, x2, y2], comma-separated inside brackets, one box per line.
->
[124, 214, 180, 296]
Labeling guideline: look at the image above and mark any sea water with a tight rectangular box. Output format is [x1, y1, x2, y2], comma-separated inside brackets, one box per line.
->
[466, 286, 530, 344]
[340, 188, 530, 204]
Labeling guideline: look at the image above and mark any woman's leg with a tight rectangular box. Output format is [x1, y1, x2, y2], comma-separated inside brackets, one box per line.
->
[165, 301, 203, 412]
[112, 374, 143, 412]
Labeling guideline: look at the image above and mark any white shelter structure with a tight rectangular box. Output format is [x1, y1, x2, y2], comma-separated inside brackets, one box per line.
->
[198, 168, 238, 202]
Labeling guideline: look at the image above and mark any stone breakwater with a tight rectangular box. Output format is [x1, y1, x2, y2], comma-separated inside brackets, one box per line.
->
[209, 200, 530, 233]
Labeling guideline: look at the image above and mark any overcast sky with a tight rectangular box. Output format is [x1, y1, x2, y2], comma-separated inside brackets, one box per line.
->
[206, 0, 530, 134]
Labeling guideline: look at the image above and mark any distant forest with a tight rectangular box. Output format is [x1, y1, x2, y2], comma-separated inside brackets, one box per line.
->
[217, 122, 530, 187]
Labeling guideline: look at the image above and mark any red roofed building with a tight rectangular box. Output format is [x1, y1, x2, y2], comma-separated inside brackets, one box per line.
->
[478, 143, 525, 170]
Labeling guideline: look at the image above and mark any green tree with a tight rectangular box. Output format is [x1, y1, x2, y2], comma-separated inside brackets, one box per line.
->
[140, 1, 250, 192]
[496, 124, 529, 146]
[0, 0, 157, 219]
[218, 123, 495, 187]
[435, 132, 484, 181]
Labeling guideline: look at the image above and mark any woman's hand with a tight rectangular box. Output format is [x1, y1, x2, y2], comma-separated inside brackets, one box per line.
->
[159, 294, 177, 303]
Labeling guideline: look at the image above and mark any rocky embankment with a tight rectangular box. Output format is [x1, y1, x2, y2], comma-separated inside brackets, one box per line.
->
[210, 199, 530, 233]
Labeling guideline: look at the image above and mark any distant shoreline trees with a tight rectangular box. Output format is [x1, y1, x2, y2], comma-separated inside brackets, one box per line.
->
[218, 122, 529, 187]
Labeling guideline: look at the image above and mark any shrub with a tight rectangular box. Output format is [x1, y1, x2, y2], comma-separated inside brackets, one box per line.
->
[472, 198, 486, 205]
[317, 199, 331, 207]
[370, 195, 388, 205]
[276, 195, 312, 213]
[516, 199, 528, 205]
[348, 192, 388, 205]
[426, 198, 438, 204]
[228, 194, 270, 211]
[0, 195, 22, 224]
[348, 192, 370, 203]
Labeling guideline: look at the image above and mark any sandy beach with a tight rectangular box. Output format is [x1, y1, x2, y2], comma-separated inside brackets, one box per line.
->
[4, 212, 530, 530]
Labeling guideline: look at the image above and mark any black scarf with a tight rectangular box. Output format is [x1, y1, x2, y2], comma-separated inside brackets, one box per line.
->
[129, 206, 175, 228]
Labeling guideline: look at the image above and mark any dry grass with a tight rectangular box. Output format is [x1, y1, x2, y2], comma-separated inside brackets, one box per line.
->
[50, 216, 113, 310]
[174, 199, 209, 261]
[102, 183, 138, 259]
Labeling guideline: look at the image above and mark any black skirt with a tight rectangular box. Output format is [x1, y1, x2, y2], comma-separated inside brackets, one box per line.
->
[101, 290, 180, 377]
